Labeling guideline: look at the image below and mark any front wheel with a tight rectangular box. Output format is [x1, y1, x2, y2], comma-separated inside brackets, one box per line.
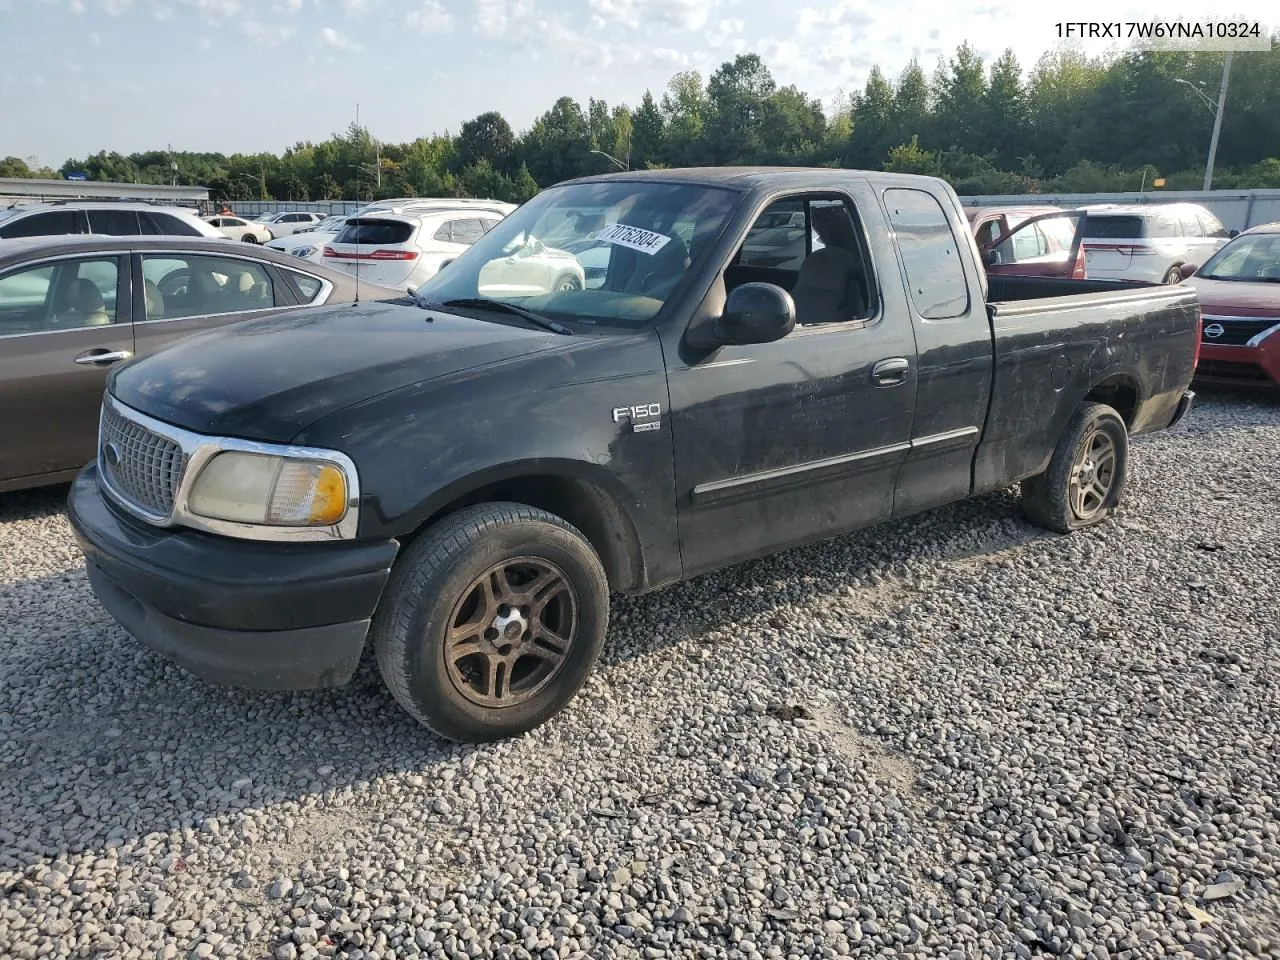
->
[371, 503, 609, 741]
[1021, 402, 1129, 533]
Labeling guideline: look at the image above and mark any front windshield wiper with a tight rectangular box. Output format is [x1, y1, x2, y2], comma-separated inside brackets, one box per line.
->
[1199, 273, 1280, 283]
[436, 297, 573, 335]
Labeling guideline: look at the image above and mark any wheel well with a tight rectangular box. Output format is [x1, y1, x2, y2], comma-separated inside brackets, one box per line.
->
[1084, 377, 1139, 427]
[407, 475, 642, 592]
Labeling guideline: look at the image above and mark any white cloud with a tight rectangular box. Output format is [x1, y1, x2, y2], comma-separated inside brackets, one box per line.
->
[319, 25, 363, 51]
[406, 0, 452, 33]
[341, 0, 370, 12]
[184, 0, 241, 19]
[587, 0, 714, 31]
[473, 0, 534, 38]
[68, 0, 85, 11]
[239, 19, 297, 44]
[90, 30, 102, 43]
[152, 2, 173, 19]
[100, 0, 133, 13]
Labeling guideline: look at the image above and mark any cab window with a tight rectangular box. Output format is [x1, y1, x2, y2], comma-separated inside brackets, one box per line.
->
[726, 195, 876, 326]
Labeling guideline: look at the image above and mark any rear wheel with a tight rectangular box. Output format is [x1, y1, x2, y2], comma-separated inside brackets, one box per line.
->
[371, 503, 609, 741]
[553, 273, 582, 292]
[241, 233, 260, 244]
[1021, 402, 1129, 533]
[1162, 264, 1182, 284]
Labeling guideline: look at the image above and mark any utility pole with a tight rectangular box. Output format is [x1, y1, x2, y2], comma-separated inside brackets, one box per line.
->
[1203, 51, 1232, 192]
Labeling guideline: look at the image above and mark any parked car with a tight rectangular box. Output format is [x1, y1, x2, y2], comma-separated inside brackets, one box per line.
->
[0, 201, 225, 241]
[1080, 203, 1234, 284]
[255, 211, 325, 239]
[0, 236, 402, 493]
[1179, 221, 1280, 389]
[968, 205, 1087, 278]
[322, 209, 508, 292]
[266, 215, 350, 261]
[67, 168, 1197, 742]
[355, 197, 518, 217]
[204, 215, 273, 244]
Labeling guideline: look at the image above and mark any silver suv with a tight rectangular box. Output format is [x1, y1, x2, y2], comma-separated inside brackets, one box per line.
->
[0, 201, 225, 241]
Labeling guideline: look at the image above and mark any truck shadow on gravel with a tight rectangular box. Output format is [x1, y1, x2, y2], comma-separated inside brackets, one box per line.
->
[0, 482, 1058, 875]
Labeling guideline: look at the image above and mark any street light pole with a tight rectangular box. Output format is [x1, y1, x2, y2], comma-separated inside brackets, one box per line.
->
[1203, 51, 1232, 192]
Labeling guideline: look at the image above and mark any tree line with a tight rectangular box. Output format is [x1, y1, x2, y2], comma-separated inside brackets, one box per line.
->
[5, 39, 1279, 203]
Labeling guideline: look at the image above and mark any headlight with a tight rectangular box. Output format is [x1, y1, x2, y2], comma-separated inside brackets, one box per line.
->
[290, 245, 316, 258]
[188, 452, 349, 527]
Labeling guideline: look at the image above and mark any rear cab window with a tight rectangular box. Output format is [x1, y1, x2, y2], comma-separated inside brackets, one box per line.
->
[883, 188, 969, 320]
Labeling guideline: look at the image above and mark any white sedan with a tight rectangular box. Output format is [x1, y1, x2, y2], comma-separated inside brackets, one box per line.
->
[266, 215, 349, 262]
[203, 216, 273, 244]
[256, 211, 326, 239]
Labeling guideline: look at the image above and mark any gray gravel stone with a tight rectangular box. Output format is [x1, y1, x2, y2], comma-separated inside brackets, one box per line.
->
[0, 393, 1278, 959]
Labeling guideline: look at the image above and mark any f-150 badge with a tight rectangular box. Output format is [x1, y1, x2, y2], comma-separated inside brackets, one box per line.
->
[613, 403, 662, 433]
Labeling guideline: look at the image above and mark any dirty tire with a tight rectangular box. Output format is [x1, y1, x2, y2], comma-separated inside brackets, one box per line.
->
[371, 502, 609, 742]
[1021, 402, 1129, 534]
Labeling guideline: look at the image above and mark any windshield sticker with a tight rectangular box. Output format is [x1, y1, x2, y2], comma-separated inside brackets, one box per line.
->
[595, 223, 672, 256]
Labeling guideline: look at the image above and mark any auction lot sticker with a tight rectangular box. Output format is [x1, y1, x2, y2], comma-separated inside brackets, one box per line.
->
[596, 223, 672, 255]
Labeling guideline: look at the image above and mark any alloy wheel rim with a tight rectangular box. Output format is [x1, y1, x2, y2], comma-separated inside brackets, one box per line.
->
[1069, 426, 1117, 520]
[443, 557, 577, 708]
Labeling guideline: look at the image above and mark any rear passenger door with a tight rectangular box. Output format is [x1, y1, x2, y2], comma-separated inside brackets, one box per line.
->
[879, 186, 993, 518]
[667, 186, 918, 575]
[0, 254, 134, 486]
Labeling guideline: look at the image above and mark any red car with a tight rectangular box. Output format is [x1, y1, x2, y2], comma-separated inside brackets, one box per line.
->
[1182, 221, 1280, 389]
[968, 205, 1088, 279]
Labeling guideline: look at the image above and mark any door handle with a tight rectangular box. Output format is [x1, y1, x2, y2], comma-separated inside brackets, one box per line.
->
[872, 357, 910, 387]
[74, 349, 133, 366]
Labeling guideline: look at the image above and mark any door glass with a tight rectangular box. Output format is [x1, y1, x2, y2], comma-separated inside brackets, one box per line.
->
[0, 259, 119, 333]
[285, 270, 324, 302]
[89, 210, 141, 235]
[144, 212, 202, 236]
[737, 200, 807, 269]
[0, 210, 82, 239]
[452, 219, 486, 245]
[883, 188, 969, 320]
[140, 254, 274, 319]
[1179, 212, 1203, 238]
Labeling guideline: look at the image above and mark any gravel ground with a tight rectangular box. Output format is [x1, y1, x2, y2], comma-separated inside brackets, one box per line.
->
[1, 390, 1277, 960]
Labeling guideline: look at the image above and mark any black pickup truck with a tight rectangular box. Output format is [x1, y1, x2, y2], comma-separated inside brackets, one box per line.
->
[67, 168, 1199, 741]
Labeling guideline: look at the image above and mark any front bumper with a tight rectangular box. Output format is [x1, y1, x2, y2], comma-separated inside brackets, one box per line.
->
[1195, 342, 1280, 389]
[67, 464, 399, 690]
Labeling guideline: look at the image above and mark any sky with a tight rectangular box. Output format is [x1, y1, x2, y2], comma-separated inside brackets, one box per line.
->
[1, 0, 1270, 168]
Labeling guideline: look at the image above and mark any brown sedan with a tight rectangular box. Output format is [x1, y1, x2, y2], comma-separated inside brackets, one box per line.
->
[0, 235, 402, 493]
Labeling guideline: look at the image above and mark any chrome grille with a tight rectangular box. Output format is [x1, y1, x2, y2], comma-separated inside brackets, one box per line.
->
[1201, 316, 1278, 347]
[99, 402, 185, 517]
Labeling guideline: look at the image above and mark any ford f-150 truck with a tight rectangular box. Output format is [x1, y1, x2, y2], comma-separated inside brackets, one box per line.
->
[67, 168, 1199, 742]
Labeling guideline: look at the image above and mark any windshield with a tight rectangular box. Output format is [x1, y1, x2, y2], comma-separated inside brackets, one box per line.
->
[416, 180, 738, 327]
[1197, 233, 1280, 282]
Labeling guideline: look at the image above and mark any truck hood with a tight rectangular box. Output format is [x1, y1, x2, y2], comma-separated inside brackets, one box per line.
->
[109, 300, 564, 441]
[1187, 277, 1280, 316]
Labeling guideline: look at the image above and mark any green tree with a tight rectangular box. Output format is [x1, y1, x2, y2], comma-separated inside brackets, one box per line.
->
[455, 111, 515, 175]
[705, 54, 777, 163]
[846, 66, 895, 168]
[884, 136, 941, 176]
[631, 91, 665, 168]
[660, 71, 709, 166]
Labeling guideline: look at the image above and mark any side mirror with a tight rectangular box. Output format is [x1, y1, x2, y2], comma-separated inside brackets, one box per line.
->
[1228, 229, 1240, 238]
[715, 283, 795, 345]
[1178, 263, 1199, 280]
